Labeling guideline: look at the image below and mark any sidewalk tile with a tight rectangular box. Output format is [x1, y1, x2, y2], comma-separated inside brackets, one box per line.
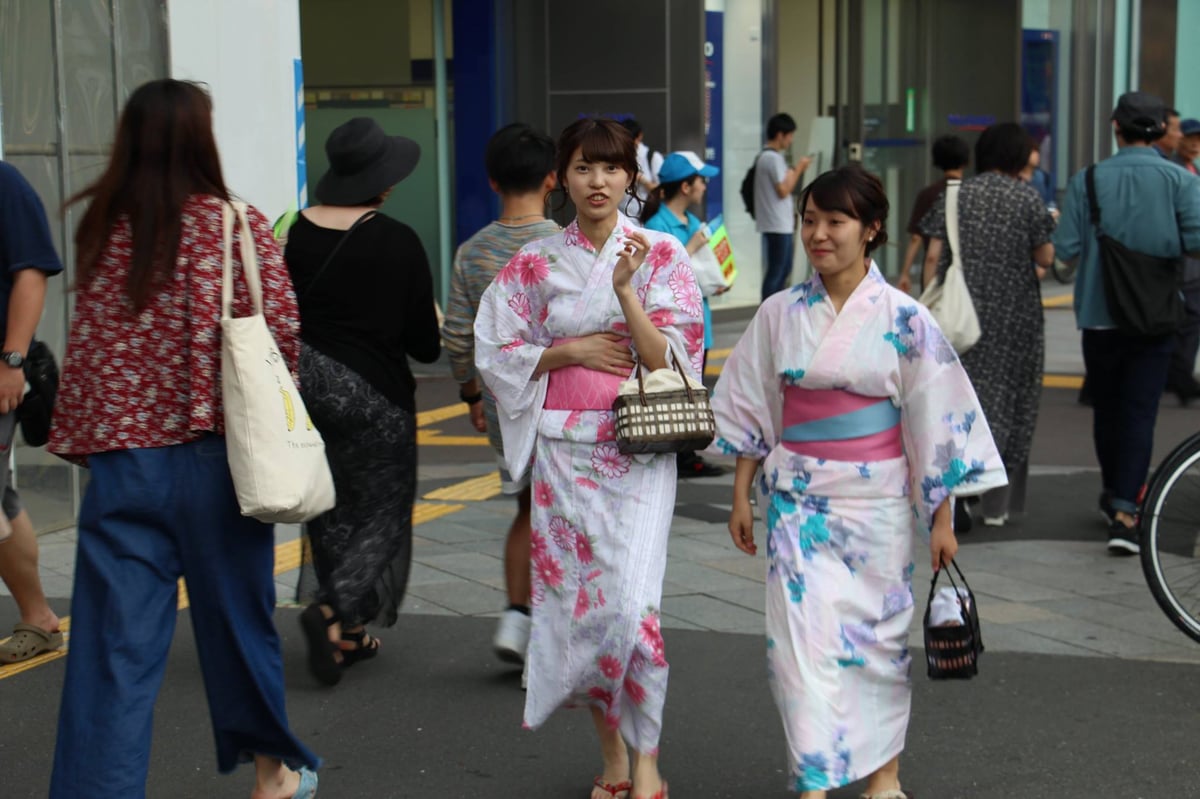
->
[662, 594, 765, 633]
[414, 552, 507, 591]
[408, 580, 505, 616]
[663, 561, 764, 594]
[700, 555, 766, 583]
[706, 586, 766, 614]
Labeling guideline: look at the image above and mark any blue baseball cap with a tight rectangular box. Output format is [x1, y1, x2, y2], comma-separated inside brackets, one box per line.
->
[1181, 118, 1200, 137]
[656, 151, 719, 183]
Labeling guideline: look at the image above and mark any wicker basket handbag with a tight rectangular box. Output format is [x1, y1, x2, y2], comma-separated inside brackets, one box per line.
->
[923, 557, 984, 679]
[612, 358, 716, 455]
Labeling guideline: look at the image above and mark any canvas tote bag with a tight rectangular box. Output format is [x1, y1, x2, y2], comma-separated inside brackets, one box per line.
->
[918, 179, 981, 354]
[221, 201, 336, 523]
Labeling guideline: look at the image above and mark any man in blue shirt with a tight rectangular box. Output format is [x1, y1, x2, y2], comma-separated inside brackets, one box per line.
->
[1054, 92, 1200, 556]
[0, 162, 65, 663]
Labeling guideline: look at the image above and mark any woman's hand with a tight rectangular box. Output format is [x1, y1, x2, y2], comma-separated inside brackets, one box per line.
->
[613, 230, 651, 293]
[571, 333, 634, 376]
[930, 514, 959, 571]
[685, 228, 709, 255]
[729, 497, 758, 555]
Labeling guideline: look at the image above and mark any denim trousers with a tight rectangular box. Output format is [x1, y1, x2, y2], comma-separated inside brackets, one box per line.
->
[1081, 329, 1174, 514]
[50, 436, 319, 798]
[761, 232, 795, 300]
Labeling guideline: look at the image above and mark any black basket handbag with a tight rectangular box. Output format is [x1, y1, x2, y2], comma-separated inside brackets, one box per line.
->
[923, 558, 983, 680]
[612, 359, 715, 455]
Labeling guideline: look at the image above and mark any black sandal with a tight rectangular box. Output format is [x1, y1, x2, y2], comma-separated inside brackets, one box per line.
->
[299, 604, 343, 686]
[338, 627, 380, 668]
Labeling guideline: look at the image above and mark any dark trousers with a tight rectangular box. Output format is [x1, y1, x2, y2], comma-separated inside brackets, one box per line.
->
[1081, 329, 1174, 515]
[1167, 279, 1200, 392]
[50, 437, 318, 798]
[761, 232, 795, 300]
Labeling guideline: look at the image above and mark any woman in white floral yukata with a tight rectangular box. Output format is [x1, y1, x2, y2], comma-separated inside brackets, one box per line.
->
[711, 165, 1006, 799]
[474, 117, 703, 799]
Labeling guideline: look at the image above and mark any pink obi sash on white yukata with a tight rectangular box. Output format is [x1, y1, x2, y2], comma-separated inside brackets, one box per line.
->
[544, 337, 630, 410]
[780, 386, 901, 462]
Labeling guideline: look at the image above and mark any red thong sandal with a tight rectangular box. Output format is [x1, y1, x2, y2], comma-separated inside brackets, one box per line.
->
[592, 776, 632, 799]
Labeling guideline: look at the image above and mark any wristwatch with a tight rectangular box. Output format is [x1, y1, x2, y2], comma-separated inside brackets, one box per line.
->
[0, 351, 24, 369]
[459, 387, 483, 405]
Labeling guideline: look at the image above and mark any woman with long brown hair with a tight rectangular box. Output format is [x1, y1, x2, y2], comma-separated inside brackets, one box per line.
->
[475, 117, 704, 799]
[47, 79, 319, 799]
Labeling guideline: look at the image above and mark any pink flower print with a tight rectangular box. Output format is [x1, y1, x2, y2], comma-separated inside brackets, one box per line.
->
[640, 612, 668, 667]
[597, 587, 607, 607]
[575, 476, 600, 490]
[533, 550, 564, 589]
[596, 414, 616, 442]
[548, 516, 575, 550]
[536, 305, 549, 327]
[574, 586, 591, 619]
[598, 654, 623, 680]
[575, 531, 595, 564]
[507, 292, 533, 322]
[587, 686, 614, 707]
[564, 220, 591, 250]
[646, 239, 676, 269]
[564, 410, 584, 431]
[501, 340, 523, 353]
[590, 442, 631, 479]
[499, 251, 551, 287]
[530, 527, 547, 558]
[611, 321, 631, 336]
[669, 264, 703, 317]
[683, 322, 705, 359]
[647, 308, 678, 329]
[623, 675, 648, 706]
[533, 480, 555, 508]
[636, 283, 650, 306]
[584, 569, 603, 582]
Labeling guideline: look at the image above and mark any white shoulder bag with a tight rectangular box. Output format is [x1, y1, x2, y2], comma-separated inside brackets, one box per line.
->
[917, 180, 981, 354]
[221, 202, 336, 523]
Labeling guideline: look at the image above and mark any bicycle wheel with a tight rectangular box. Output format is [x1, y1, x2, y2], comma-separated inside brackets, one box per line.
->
[1140, 432, 1200, 644]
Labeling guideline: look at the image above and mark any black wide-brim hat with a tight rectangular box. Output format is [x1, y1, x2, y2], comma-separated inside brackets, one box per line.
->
[316, 116, 421, 206]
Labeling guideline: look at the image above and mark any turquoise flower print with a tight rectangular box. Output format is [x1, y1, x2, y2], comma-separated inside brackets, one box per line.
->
[832, 733, 853, 786]
[797, 510, 832, 560]
[766, 491, 798, 534]
[789, 280, 827, 309]
[714, 436, 741, 456]
[782, 367, 806, 384]
[884, 305, 924, 361]
[856, 463, 872, 479]
[786, 572, 806, 604]
[796, 753, 831, 791]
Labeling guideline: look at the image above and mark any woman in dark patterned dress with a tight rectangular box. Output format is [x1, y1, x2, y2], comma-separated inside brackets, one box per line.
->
[285, 118, 441, 685]
[920, 123, 1056, 527]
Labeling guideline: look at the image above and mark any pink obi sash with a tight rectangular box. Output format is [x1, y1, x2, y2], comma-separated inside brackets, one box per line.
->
[544, 337, 630, 410]
[780, 386, 902, 461]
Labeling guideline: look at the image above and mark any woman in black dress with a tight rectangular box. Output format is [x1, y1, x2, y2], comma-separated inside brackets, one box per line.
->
[286, 117, 441, 685]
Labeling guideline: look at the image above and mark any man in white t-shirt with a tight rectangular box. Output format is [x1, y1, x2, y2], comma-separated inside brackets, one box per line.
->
[754, 113, 811, 299]
[620, 117, 664, 217]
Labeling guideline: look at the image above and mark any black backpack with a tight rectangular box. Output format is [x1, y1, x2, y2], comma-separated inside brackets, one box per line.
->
[740, 150, 767, 219]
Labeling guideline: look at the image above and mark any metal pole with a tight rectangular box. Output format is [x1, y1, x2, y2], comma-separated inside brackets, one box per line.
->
[433, 0, 452, 306]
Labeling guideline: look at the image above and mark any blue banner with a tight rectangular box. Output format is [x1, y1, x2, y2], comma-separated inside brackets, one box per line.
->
[704, 10, 724, 221]
[294, 58, 307, 209]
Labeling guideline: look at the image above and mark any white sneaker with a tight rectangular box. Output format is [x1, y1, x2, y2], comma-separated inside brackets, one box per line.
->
[982, 514, 1008, 527]
[493, 608, 530, 664]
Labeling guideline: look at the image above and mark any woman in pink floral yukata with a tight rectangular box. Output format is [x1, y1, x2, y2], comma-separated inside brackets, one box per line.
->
[474, 117, 704, 799]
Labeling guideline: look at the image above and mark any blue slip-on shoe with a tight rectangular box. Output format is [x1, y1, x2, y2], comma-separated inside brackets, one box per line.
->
[294, 767, 318, 799]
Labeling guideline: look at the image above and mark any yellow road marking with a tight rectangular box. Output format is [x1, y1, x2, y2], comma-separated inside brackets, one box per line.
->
[424, 471, 502, 502]
[1044, 374, 1084, 389]
[1042, 293, 1073, 308]
[417, 404, 469, 427]
[707, 347, 733, 359]
[417, 429, 489, 447]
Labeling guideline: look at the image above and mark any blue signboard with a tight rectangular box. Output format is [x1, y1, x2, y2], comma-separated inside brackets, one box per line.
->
[704, 10, 723, 221]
